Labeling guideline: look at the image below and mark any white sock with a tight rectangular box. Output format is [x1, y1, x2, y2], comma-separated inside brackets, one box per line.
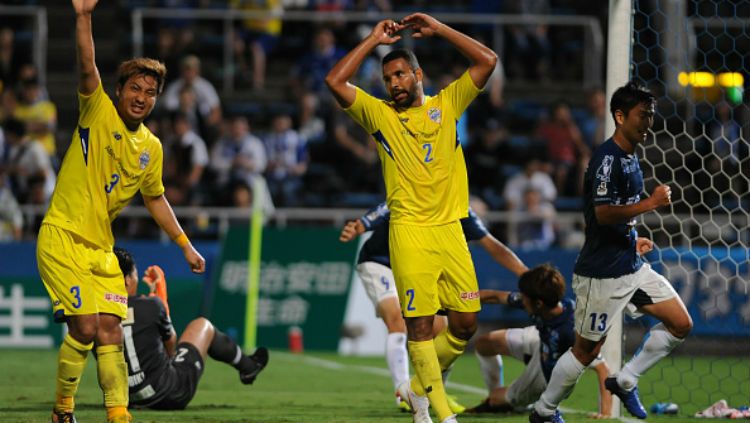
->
[475, 349, 504, 391]
[534, 349, 586, 416]
[386, 332, 409, 390]
[617, 323, 683, 390]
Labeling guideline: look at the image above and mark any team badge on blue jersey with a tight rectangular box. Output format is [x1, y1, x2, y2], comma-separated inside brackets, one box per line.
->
[596, 155, 614, 182]
[597, 181, 608, 196]
[112, 131, 122, 141]
[428, 107, 442, 124]
[139, 151, 150, 170]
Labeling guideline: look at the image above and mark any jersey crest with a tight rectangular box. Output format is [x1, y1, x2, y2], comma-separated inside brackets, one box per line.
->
[428, 107, 442, 124]
[596, 155, 614, 181]
[139, 151, 150, 170]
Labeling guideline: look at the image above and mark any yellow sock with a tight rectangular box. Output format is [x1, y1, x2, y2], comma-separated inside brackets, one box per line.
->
[433, 328, 468, 372]
[106, 406, 130, 422]
[96, 345, 129, 410]
[55, 333, 92, 412]
[408, 339, 453, 421]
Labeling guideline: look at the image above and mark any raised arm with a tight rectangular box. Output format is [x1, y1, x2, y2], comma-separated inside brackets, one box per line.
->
[72, 0, 101, 95]
[142, 194, 206, 273]
[401, 13, 497, 88]
[478, 233, 529, 277]
[595, 185, 671, 225]
[325, 20, 405, 108]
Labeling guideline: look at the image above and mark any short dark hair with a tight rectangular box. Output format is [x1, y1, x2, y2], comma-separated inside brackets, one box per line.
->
[117, 57, 167, 95]
[382, 49, 420, 70]
[113, 246, 135, 278]
[2, 118, 26, 138]
[610, 81, 656, 122]
[518, 263, 566, 308]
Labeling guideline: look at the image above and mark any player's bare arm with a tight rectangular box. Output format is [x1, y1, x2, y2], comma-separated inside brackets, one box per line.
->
[402, 13, 497, 88]
[339, 219, 365, 242]
[479, 289, 511, 305]
[325, 19, 405, 108]
[72, 0, 101, 95]
[164, 331, 177, 357]
[478, 234, 529, 277]
[142, 194, 206, 273]
[595, 184, 671, 225]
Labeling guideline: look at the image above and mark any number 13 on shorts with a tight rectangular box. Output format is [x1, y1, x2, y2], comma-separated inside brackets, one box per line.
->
[589, 312, 608, 332]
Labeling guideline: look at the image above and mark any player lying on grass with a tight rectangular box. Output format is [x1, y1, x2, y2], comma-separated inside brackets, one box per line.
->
[114, 247, 268, 410]
[340, 202, 527, 414]
[466, 264, 612, 418]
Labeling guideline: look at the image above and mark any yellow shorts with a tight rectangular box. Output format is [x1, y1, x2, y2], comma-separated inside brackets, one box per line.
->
[37, 224, 127, 321]
[389, 221, 480, 317]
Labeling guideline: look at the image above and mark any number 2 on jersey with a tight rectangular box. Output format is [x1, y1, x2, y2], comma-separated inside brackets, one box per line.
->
[422, 143, 434, 163]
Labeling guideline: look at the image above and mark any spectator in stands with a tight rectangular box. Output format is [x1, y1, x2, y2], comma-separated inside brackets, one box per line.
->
[164, 112, 209, 206]
[231, 0, 282, 90]
[13, 75, 57, 157]
[464, 119, 511, 209]
[709, 101, 742, 167]
[1, 117, 55, 205]
[289, 26, 346, 110]
[264, 113, 308, 206]
[502, 0, 551, 80]
[209, 115, 267, 194]
[536, 101, 590, 196]
[514, 187, 556, 250]
[0, 27, 29, 91]
[0, 171, 23, 241]
[162, 55, 222, 143]
[503, 159, 557, 211]
[579, 87, 607, 150]
[331, 108, 380, 193]
[297, 92, 326, 145]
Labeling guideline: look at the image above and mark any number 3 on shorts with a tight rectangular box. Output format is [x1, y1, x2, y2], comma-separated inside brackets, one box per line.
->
[70, 285, 82, 309]
[589, 312, 608, 332]
[405, 289, 416, 311]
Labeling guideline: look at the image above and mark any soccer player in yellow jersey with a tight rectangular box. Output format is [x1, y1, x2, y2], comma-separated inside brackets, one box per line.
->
[37, 1, 205, 422]
[326, 13, 497, 423]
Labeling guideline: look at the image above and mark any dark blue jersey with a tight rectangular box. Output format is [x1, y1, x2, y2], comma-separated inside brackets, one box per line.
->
[574, 138, 644, 278]
[357, 203, 488, 266]
[507, 296, 576, 381]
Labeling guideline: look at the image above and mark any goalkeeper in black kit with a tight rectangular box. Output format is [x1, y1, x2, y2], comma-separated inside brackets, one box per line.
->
[114, 247, 269, 410]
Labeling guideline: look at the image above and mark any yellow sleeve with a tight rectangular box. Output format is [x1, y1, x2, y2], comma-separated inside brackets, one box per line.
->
[78, 82, 110, 128]
[139, 141, 166, 197]
[343, 87, 384, 134]
[440, 71, 482, 118]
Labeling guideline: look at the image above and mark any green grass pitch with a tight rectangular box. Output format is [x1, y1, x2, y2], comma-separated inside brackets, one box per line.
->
[2, 349, 746, 422]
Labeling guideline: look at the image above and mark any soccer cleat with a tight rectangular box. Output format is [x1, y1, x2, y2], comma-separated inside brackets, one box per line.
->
[397, 381, 434, 423]
[446, 395, 465, 414]
[605, 377, 647, 419]
[465, 398, 513, 414]
[529, 410, 565, 423]
[240, 347, 269, 385]
[51, 411, 77, 423]
[396, 392, 412, 412]
[440, 415, 458, 423]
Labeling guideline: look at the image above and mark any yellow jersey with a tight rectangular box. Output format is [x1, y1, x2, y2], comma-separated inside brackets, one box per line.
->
[344, 71, 481, 226]
[42, 83, 165, 250]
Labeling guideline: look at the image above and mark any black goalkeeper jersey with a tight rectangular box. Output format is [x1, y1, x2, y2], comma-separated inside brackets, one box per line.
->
[123, 295, 174, 406]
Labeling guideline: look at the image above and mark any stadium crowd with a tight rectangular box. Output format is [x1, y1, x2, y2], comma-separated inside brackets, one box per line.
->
[0, 0, 745, 247]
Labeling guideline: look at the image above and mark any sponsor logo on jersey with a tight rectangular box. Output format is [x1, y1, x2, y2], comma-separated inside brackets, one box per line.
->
[428, 107, 442, 124]
[597, 181, 608, 196]
[112, 131, 122, 141]
[596, 155, 614, 182]
[460, 291, 480, 300]
[139, 151, 150, 170]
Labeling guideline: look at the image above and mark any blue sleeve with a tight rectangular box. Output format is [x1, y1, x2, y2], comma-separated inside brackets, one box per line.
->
[460, 208, 490, 242]
[592, 153, 621, 206]
[360, 202, 390, 231]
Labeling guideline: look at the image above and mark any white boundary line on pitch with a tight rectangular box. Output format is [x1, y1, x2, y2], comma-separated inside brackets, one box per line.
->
[278, 352, 639, 422]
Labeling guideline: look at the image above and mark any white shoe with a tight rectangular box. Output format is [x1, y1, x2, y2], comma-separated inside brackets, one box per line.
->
[397, 381, 434, 423]
[440, 415, 458, 423]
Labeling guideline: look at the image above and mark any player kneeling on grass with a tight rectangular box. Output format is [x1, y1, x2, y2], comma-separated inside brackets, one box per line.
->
[466, 264, 612, 418]
[114, 247, 268, 410]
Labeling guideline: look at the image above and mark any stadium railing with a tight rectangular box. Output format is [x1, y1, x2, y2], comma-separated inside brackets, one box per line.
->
[130, 9, 604, 95]
[0, 5, 47, 87]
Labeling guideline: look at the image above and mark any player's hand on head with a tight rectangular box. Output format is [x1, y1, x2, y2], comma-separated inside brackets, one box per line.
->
[401, 13, 442, 38]
[369, 19, 405, 45]
[636, 237, 654, 255]
[184, 246, 206, 273]
[650, 184, 672, 207]
[71, 0, 98, 14]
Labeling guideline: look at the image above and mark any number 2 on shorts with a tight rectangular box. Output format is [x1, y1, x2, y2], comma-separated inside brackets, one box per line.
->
[405, 289, 416, 311]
